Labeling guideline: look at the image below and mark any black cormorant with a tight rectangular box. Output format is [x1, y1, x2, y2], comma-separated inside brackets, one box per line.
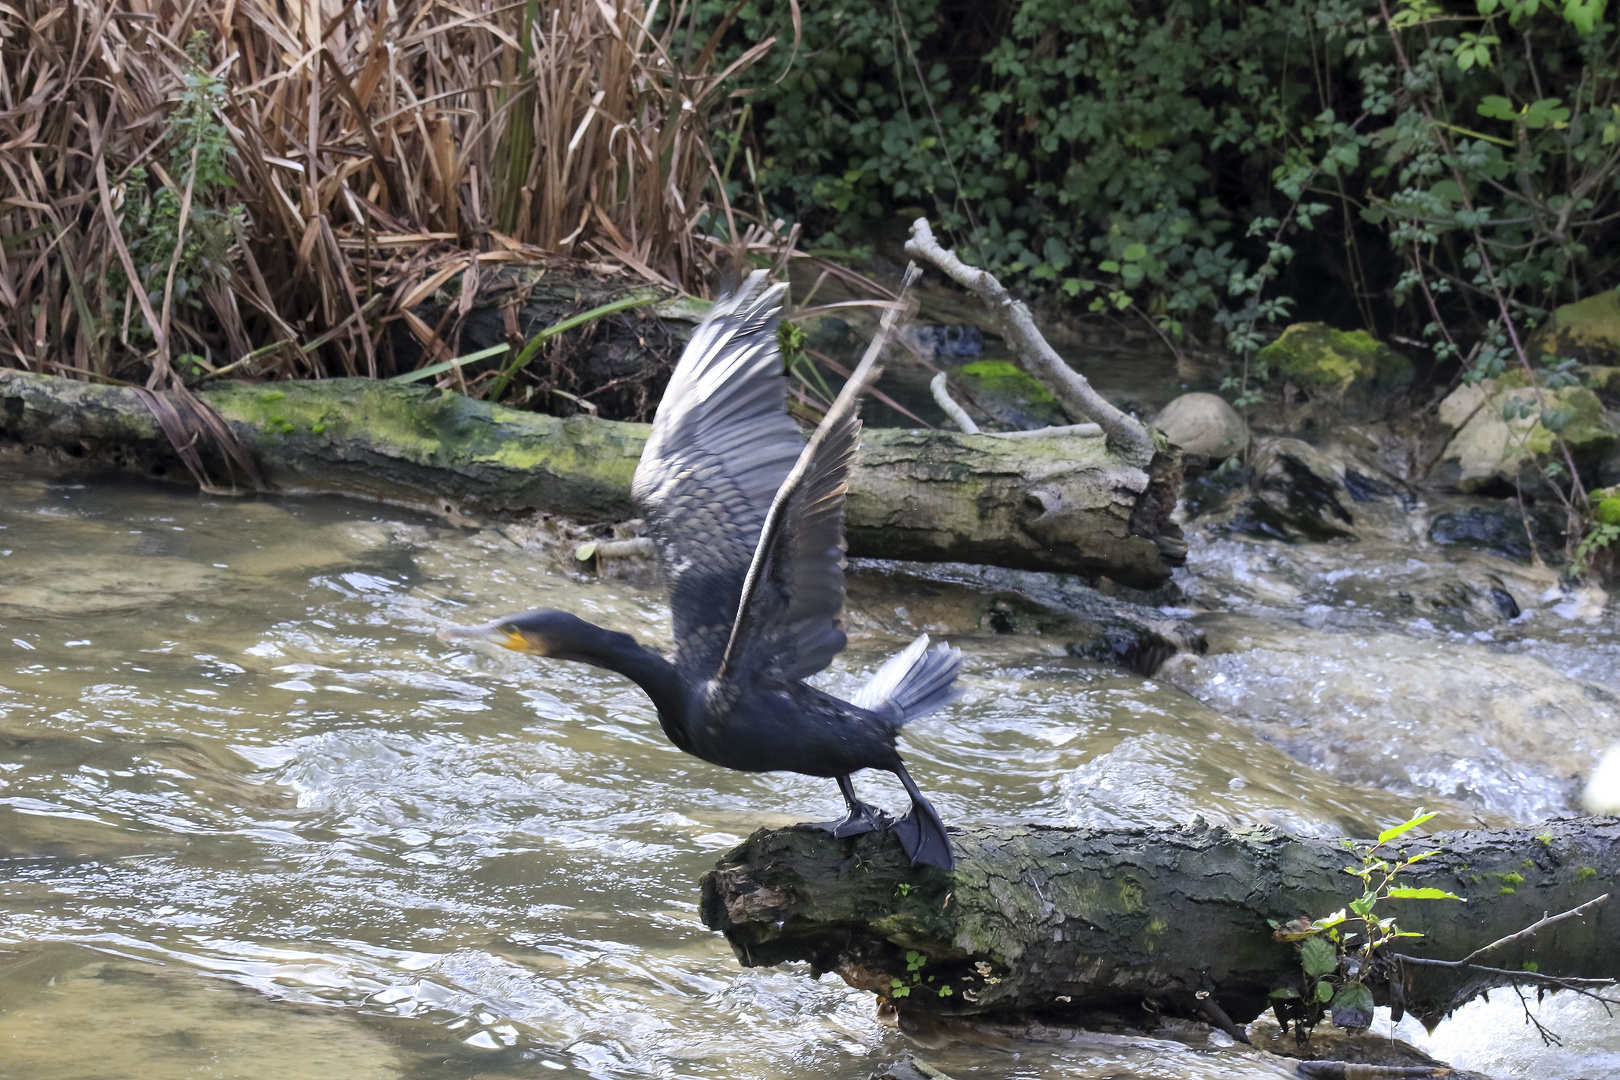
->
[440, 272, 962, 869]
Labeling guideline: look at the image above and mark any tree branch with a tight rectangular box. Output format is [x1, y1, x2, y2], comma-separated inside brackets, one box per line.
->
[903, 218, 1156, 464]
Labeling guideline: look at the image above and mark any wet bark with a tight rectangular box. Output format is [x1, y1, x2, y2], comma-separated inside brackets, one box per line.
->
[0, 370, 1183, 587]
[699, 818, 1619, 1028]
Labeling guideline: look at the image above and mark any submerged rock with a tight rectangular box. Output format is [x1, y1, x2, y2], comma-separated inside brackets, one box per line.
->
[1184, 436, 1411, 543]
[903, 323, 984, 359]
[845, 560, 1204, 675]
[1434, 376, 1615, 491]
[1255, 323, 1414, 398]
[948, 359, 1068, 429]
[0, 957, 406, 1080]
[1428, 502, 1568, 563]
[1152, 392, 1250, 461]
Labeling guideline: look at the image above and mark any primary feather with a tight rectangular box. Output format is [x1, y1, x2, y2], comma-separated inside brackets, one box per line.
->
[632, 271, 853, 684]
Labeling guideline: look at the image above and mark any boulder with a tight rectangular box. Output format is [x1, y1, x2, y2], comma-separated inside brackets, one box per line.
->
[1151, 391, 1250, 460]
[1255, 323, 1414, 397]
[947, 359, 1067, 429]
[1427, 503, 1567, 563]
[1183, 436, 1411, 543]
[1435, 376, 1615, 491]
[1529, 289, 1620, 369]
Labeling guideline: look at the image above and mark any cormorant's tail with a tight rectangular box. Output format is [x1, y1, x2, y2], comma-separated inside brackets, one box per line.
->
[852, 634, 964, 725]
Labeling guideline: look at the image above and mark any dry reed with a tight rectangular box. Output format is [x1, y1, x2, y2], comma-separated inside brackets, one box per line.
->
[0, 0, 783, 388]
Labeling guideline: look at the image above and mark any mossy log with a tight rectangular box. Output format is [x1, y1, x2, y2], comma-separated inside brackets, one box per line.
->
[699, 819, 1619, 1028]
[0, 371, 1183, 587]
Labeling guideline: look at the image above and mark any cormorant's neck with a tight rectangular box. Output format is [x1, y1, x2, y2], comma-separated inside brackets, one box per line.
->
[552, 620, 689, 733]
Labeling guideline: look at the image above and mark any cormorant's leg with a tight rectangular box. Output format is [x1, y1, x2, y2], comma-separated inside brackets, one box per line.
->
[890, 761, 954, 870]
[806, 774, 890, 837]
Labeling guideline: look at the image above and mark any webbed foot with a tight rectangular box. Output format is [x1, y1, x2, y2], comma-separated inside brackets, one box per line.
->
[891, 762, 955, 871]
[807, 800, 892, 838]
[804, 774, 893, 838]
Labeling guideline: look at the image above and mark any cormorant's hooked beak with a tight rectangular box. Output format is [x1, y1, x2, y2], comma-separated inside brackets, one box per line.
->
[437, 620, 551, 656]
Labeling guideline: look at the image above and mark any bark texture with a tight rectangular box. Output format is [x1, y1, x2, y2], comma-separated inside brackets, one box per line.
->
[699, 819, 1619, 1027]
[0, 371, 1183, 587]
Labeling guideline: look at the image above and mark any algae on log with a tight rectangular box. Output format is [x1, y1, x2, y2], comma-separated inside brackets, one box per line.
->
[0, 371, 1183, 587]
[699, 819, 1619, 1027]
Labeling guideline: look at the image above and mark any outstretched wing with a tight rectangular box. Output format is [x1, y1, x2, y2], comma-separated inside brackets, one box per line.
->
[723, 407, 858, 684]
[631, 272, 849, 681]
[717, 264, 920, 688]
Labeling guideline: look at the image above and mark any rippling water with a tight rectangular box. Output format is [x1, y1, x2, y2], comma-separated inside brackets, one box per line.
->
[1, 462, 1615, 1079]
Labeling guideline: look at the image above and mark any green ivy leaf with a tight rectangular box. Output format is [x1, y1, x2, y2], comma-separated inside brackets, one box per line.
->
[1377, 811, 1438, 844]
[1524, 98, 1572, 129]
[1563, 0, 1604, 34]
[1478, 95, 1516, 121]
[1541, 405, 1576, 432]
[1300, 935, 1339, 979]
[1331, 982, 1375, 1029]
[1386, 887, 1464, 900]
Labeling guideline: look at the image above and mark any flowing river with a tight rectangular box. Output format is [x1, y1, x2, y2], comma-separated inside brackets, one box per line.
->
[1, 458, 1616, 1079]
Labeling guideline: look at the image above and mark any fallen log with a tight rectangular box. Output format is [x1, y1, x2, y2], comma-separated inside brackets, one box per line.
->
[699, 819, 1618, 1029]
[0, 370, 1184, 587]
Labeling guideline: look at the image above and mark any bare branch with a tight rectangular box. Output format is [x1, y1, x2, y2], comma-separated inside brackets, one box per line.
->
[903, 218, 1156, 464]
[1459, 893, 1610, 965]
[1394, 894, 1610, 969]
[929, 372, 979, 435]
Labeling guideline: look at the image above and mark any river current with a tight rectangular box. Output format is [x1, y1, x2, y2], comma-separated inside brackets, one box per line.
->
[1, 459, 1616, 1079]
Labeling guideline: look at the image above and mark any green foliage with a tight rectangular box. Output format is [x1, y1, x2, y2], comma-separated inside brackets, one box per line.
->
[887, 948, 952, 1000]
[1268, 810, 1461, 1038]
[695, 0, 1620, 567]
[113, 33, 243, 346]
[702, 0, 1618, 375]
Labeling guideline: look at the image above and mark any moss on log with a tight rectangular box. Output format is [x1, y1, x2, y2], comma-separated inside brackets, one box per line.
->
[699, 819, 1619, 1027]
[0, 371, 1181, 587]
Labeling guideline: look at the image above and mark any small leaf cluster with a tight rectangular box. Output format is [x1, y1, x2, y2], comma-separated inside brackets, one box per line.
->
[112, 33, 244, 347]
[1268, 810, 1462, 1039]
[888, 949, 952, 1000]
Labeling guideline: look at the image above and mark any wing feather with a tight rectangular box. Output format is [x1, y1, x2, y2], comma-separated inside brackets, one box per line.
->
[632, 272, 851, 682]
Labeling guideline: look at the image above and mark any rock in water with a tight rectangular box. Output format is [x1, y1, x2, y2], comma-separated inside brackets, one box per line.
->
[1254, 323, 1414, 398]
[1434, 376, 1615, 491]
[948, 359, 1067, 430]
[1427, 503, 1567, 563]
[1152, 392, 1250, 460]
[1184, 436, 1411, 543]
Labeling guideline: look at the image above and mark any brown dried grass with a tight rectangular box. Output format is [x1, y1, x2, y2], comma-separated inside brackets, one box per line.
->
[0, 0, 782, 385]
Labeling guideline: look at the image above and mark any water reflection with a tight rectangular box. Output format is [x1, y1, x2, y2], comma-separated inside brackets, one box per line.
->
[0, 462, 1602, 1078]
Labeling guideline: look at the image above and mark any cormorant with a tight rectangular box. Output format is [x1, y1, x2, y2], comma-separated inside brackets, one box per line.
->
[440, 272, 962, 869]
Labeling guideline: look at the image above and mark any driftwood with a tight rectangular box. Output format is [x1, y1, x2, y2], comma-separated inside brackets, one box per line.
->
[0, 370, 1186, 587]
[905, 218, 1156, 462]
[700, 819, 1619, 1028]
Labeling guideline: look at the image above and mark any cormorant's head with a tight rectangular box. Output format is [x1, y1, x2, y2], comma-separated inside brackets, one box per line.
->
[437, 609, 586, 657]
